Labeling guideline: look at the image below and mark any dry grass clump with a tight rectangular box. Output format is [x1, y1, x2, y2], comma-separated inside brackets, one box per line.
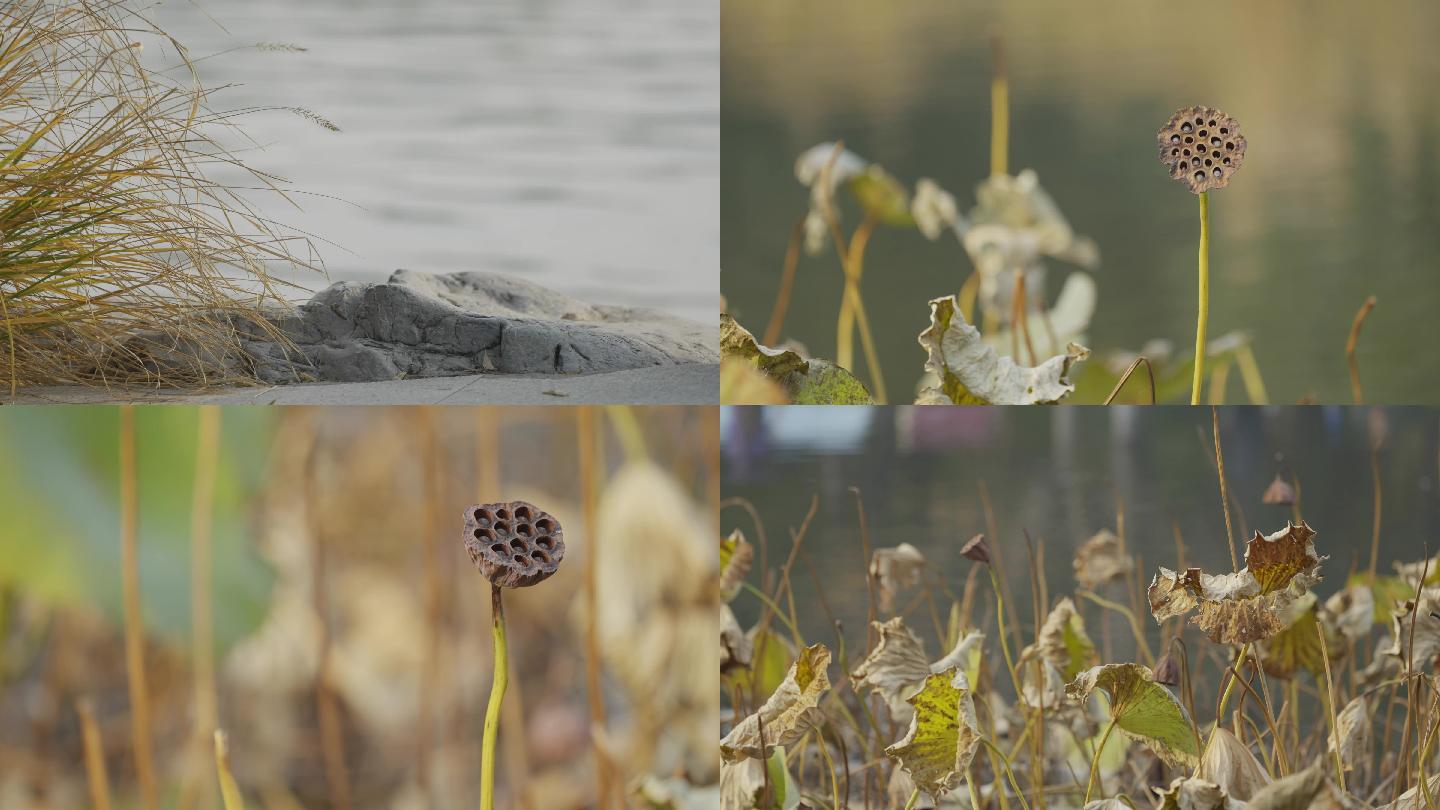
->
[0, 0, 321, 393]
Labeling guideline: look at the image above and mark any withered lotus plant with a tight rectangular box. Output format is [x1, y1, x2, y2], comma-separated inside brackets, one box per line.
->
[1157, 105, 1247, 404]
[463, 501, 565, 810]
[1147, 521, 1323, 646]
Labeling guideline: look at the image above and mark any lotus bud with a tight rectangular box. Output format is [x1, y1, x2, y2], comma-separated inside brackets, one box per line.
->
[1153, 652, 1181, 686]
[960, 534, 991, 564]
[1262, 474, 1296, 506]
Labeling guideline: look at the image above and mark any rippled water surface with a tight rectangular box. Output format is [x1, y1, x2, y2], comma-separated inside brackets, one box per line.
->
[152, 0, 717, 322]
[723, 0, 1440, 402]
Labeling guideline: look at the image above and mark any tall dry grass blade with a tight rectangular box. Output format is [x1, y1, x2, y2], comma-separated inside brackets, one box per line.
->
[577, 406, 612, 810]
[1347, 296, 1377, 405]
[0, 0, 322, 390]
[77, 697, 113, 810]
[118, 404, 157, 809]
[181, 405, 222, 810]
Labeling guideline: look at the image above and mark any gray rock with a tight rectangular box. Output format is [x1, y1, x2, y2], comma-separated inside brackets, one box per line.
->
[232, 270, 715, 383]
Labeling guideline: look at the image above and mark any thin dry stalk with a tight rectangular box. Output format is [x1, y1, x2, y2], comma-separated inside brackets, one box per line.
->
[1347, 296, 1377, 404]
[577, 406, 612, 810]
[307, 436, 351, 810]
[762, 217, 806, 346]
[1103, 356, 1156, 405]
[850, 486, 879, 649]
[119, 404, 157, 810]
[181, 406, 222, 810]
[77, 697, 113, 810]
[1211, 408, 1239, 570]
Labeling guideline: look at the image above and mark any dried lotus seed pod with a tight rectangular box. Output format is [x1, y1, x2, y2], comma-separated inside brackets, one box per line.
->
[462, 501, 564, 588]
[1157, 105, 1246, 194]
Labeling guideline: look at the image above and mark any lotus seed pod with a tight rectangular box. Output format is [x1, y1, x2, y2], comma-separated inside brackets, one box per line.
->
[462, 501, 565, 588]
[1157, 105, 1246, 194]
[960, 534, 991, 564]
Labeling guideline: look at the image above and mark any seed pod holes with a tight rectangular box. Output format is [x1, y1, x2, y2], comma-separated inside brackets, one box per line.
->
[463, 500, 565, 588]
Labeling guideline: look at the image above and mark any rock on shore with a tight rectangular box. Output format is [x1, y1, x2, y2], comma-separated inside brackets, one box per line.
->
[233, 270, 716, 383]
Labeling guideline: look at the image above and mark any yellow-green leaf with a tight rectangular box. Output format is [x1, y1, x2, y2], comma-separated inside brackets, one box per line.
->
[1067, 663, 1199, 767]
[884, 667, 981, 801]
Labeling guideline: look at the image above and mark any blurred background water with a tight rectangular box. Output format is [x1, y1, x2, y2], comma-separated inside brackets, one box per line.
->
[722, 0, 1440, 402]
[722, 406, 1440, 660]
[147, 0, 717, 322]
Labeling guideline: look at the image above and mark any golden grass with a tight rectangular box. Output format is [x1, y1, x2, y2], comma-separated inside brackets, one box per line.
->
[0, 0, 321, 393]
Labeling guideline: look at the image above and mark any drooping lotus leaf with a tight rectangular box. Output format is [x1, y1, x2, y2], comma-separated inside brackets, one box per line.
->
[1349, 571, 1415, 624]
[721, 604, 752, 672]
[1074, 528, 1134, 591]
[1384, 594, 1440, 672]
[884, 667, 982, 801]
[1199, 728, 1272, 801]
[1147, 522, 1325, 645]
[917, 295, 1089, 405]
[718, 746, 800, 810]
[1258, 592, 1340, 679]
[1244, 761, 1325, 810]
[1066, 663, 1200, 767]
[852, 617, 932, 717]
[721, 644, 831, 762]
[931, 631, 985, 694]
[870, 543, 926, 613]
[720, 315, 873, 405]
[1329, 696, 1369, 774]
[852, 618, 986, 723]
[1322, 584, 1375, 643]
[720, 529, 753, 603]
[730, 627, 797, 699]
[1034, 597, 1098, 681]
[1155, 777, 1243, 810]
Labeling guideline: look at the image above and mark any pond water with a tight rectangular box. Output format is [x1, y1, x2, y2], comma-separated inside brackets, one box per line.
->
[721, 0, 1440, 402]
[149, 0, 717, 322]
[722, 406, 1440, 667]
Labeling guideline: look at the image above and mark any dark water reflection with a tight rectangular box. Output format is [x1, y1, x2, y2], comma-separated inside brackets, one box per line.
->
[150, 0, 717, 321]
[723, 407, 1440, 674]
[722, 0, 1440, 402]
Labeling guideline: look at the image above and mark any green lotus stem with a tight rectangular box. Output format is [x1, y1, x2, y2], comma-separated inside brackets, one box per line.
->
[1084, 717, 1119, 803]
[903, 787, 920, 810]
[986, 568, 1022, 700]
[481, 584, 508, 810]
[1190, 191, 1210, 405]
[1206, 643, 1249, 757]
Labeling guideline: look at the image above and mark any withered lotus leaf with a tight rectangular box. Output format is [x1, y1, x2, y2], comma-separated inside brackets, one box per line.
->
[1329, 696, 1369, 774]
[916, 295, 1089, 405]
[1074, 529, 1134, 590]
[852, 617, 985, 722]
[870, 543, 926, 613]
[1257, 593, 1339, 679]
[721, 605, 751, 673]
[1147, 522, 1325, 645]
[1384, 595, 1440, 672]
[1031, 596, 1098, 681]
[1155, 776, 1242, 810]
[851, 617, 932, 718]
[721, 644, 831, 763]
[883, 667, 981, 801]
[1199, 727, 1272, 801]
[720, 529, 753, 603]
